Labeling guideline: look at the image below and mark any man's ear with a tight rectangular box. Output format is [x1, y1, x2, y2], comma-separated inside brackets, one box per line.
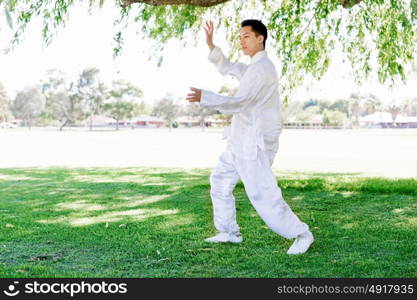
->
[257, 35, 264, 45]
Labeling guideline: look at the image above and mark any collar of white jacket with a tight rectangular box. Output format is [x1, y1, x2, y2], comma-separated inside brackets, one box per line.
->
[250, 50, 267, 65]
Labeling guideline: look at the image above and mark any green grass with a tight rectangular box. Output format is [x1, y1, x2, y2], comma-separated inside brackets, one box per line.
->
[0, 167, 416, 278]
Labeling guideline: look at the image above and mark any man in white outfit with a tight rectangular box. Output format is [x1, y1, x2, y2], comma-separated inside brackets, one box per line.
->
[186, 19, 314, 255]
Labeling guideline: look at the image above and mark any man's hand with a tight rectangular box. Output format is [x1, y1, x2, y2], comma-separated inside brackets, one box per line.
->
[186, 87, 202, 103]
[204, 20, 215, 51]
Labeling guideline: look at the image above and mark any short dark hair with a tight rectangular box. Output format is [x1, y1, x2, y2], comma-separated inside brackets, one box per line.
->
[241, 19, 267, 49]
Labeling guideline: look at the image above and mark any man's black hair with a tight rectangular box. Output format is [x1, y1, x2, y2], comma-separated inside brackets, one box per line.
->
[241, 19, 267, 49]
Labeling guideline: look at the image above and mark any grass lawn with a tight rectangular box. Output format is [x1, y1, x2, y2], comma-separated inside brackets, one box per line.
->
[0, 167, 416, 278]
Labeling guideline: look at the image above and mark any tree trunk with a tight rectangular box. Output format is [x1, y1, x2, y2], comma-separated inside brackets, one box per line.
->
[200, 112, 205, 132]
[89, 113, 93, 131]
[354, 113, 359, 126]
[59, 119, 69, 131]
[391, 113, 398, 127]
[116, 119, 120, 131]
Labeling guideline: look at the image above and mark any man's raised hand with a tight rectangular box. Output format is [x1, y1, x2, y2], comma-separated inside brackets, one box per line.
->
[204, 20, 215, 51]
[186, 87, 202, 103]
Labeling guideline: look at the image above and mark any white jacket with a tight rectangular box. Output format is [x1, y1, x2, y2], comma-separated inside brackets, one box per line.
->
[200, 46, 282, 160]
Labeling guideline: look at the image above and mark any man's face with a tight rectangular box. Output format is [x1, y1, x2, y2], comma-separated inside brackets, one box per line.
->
[239, 26, 264, 57]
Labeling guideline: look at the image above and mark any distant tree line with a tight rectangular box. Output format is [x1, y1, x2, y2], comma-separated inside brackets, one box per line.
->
[0, 69, 237, 131]
[282, 93, 417, 127]
[0, 68, 151, 130]
[1, 71, 416, 130]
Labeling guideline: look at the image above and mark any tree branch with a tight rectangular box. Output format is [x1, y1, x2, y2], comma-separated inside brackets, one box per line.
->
[120, 0, 230, 7]
[121, 0, 364, 9]
[340, 0, 363, 9]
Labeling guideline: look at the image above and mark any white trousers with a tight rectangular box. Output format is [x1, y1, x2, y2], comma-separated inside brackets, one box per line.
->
[209, 149, 309, 239]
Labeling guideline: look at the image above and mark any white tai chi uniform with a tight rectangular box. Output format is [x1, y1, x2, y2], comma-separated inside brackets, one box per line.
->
[200, 47, 309, 239]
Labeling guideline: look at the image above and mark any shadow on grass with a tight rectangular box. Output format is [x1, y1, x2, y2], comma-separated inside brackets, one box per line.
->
[0, 167, 416, 278]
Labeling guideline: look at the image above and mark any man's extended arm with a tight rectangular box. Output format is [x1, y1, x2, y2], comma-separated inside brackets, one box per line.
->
[199, 65, 266, 114]
[185, 67, 266, 114]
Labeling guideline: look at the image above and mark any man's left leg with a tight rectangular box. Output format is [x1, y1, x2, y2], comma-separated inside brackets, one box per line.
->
[235, 149, 314, 254]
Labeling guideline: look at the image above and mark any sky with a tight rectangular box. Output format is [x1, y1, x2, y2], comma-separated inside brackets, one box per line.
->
[0, 1, 416, 105]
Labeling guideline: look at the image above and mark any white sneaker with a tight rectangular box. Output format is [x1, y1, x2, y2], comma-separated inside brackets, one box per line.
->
[287, 231, 314, 255]
[204, 232, 243, 243]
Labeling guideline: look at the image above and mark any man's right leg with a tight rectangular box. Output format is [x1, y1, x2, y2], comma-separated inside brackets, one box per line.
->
[205, 151, 242, 243]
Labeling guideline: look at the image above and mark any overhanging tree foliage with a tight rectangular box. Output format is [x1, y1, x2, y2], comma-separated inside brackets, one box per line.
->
[1, 0, 417, 100]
